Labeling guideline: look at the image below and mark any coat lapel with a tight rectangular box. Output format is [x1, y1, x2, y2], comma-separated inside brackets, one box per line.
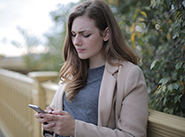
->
[98, 61, 118, 126]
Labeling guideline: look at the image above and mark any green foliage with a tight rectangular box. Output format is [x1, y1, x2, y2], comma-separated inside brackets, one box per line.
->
[146, 0, 185, 117]
[107, 0, 185, 116]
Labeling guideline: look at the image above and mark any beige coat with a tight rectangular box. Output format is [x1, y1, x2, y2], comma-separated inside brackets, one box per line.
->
[44, 61, 148, 137]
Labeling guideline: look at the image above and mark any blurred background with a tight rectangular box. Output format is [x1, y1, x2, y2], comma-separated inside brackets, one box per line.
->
[0, 0, 184, 136]
[0, 0, 79, 74]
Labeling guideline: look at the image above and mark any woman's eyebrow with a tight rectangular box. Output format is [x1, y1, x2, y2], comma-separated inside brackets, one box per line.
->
[71, 29, 91, 34]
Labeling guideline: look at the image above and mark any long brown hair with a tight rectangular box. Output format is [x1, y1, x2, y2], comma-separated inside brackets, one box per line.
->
[60, 0, 138, 101]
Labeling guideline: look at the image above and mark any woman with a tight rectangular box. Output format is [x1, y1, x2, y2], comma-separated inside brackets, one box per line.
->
[35, 0, 148, 137]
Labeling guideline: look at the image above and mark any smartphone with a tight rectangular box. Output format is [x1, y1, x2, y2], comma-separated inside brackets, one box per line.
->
[28, 104, 47, 113]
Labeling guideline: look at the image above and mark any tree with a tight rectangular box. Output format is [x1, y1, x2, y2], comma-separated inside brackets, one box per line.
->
[106, 0, 185, 116]
[40, 2, 79, 71]
[11, 27, 42, 71]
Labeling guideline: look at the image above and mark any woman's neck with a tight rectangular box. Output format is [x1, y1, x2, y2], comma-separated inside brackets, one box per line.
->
[89, 56, 105, 69]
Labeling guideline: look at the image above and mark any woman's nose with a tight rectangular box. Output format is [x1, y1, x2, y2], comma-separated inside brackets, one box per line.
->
[73, 35, 82, 46]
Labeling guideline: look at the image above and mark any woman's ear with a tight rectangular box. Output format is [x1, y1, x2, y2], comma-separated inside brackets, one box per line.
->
[103, 27, 109, 42]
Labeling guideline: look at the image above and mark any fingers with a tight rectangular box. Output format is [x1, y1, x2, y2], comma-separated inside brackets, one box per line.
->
[35, 113, 54, 125]
[38, 110, 75, 136]
[42, 121, 56, 133]
[52, 110, 67, 115]
[51, 112, 75, 136]
[46, 106, 54, 114]
[35, 109, 67, 123]
[35, 112, 41, 118]
[42, 121, 55, 130]
[38, 116, 49, 124]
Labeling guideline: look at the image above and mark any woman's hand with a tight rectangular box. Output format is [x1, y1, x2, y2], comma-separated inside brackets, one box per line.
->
[35, 111, 56, 131]
[35, 108, 75, 136]
[43, 110, 75, 136]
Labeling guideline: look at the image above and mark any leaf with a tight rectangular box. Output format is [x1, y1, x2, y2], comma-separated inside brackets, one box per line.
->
[159, 77, 170, 85]
[108, 0, 113, 4]
[119, 21, 124, 26]
[179, 80, 184, 94]
[137, 17, 145, 22]
[161, 85, 167, 95]
[163, 107, 168, 113]
[115, 0, 119, 5]
[133, 9, 140, 20]
[175, 62, 183, 70]
[167, 84, 173, 92]
[166, 33, 171, 40]
[150, 60, 158, 70]
[173, 83, 179, 90]
[132, 42, 136, 49]
[154, 85, 161, 94]
[137, 39, 145, 46]
[175, 11, 182, 20]
[144, 6, 151, 11]
[172, 32, 179, 39]
[150, 0, 156, 8]
[163, 97, 167, 105]
[172, 71, 177, 79]
[130, 22, 135, 32]
[140, 11, 147, 18]
[168, 108, 174, 114]
[150, 59, 163, 70]
[165, 0, 171, 8]
[131, 33, 136, 42]
[174, 96, 179, 103]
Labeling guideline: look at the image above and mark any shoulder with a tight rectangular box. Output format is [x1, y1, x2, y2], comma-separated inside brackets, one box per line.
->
[118, 61, 146, 88]
[121, 61, 140, 70]
[105, 60, 143, 78]
[52, 80, 66, 100]
[115, 61, 147, 102]
[118, 61, 143, 76]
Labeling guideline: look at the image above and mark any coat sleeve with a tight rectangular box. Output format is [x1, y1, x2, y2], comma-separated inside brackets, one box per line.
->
[74, 64, 148, 137]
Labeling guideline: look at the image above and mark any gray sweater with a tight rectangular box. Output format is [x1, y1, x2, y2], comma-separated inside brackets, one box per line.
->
[59, 65, 105, 137]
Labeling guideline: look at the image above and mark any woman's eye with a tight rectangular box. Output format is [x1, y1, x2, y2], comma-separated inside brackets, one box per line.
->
[71, 33, 76, 37]
[84, 34, 91, 38]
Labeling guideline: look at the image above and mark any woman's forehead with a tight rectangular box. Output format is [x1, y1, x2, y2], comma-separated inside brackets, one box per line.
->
[71, 16, 96, 32]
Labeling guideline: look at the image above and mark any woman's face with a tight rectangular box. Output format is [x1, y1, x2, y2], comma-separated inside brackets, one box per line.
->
[71, 15, 107, 67]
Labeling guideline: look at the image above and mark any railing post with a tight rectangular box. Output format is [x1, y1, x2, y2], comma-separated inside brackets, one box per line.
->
[28, 71, 58, 137]
[28, 71, 58, 108]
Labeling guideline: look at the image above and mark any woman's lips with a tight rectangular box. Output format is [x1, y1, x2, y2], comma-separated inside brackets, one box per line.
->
[76, 49, 85, 52]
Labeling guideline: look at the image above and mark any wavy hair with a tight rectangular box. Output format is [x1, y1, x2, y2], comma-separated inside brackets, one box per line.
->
[60, 0, 138, 101]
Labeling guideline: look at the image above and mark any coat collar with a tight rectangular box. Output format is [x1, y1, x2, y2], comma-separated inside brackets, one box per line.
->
[98, 60, 119, 126]
[104, 59, 119, 75]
